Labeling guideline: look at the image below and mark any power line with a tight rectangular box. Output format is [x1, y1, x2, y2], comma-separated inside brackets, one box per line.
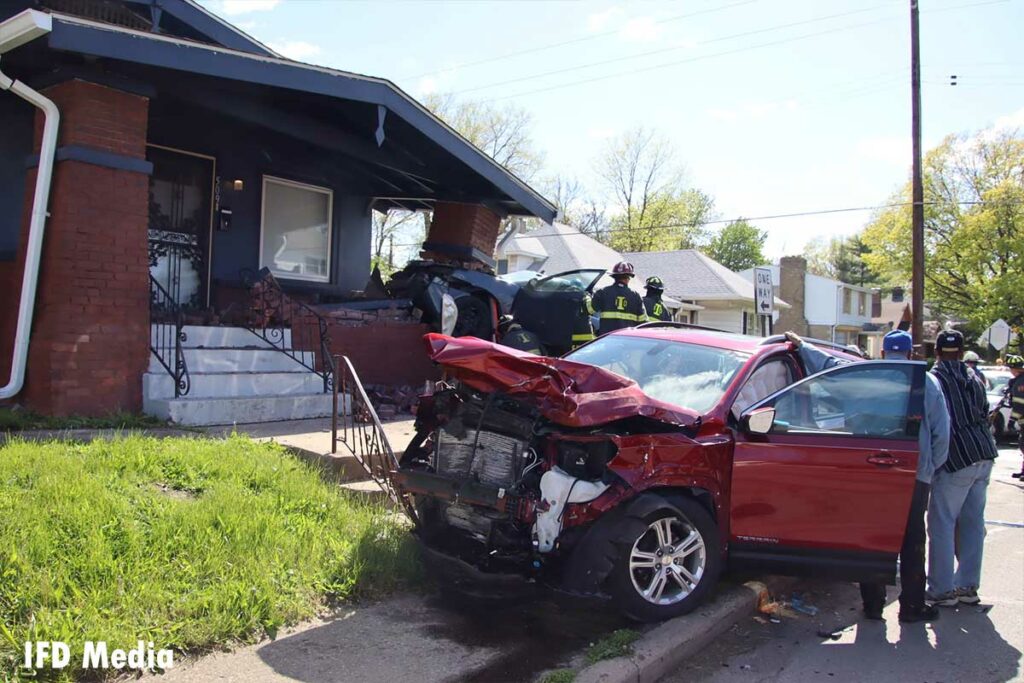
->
[386, 199, 1019, 248]
[455, 3, 896, 96]
[481, 16, 898, 103]
[404, 0, 759, 81]
[459, 0, 1010, 102]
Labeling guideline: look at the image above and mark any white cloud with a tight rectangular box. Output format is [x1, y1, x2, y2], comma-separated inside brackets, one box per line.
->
[218, 0, 280, 16]
[417, 76, 439, 96]
[587, 6, 624, 32]
[620, 16, 664, 43]
[267, 39, 321, 61]
[855, 135, 912, 168]
[992, 106, 1024, 132]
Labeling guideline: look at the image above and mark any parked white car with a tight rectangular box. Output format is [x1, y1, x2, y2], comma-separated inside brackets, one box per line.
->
[981, 366, 1019, 440]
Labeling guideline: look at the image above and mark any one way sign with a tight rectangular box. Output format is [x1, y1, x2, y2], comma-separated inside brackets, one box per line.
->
[754, 267, 774, 316]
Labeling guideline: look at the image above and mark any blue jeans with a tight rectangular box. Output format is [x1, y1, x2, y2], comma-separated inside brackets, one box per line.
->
[927, 459, 993, 595]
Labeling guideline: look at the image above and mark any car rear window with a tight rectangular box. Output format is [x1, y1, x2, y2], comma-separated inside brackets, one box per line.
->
[566, 336, 749, 413]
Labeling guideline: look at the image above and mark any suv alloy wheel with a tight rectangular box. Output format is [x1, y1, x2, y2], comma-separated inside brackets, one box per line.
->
[606, 495, 721, 622]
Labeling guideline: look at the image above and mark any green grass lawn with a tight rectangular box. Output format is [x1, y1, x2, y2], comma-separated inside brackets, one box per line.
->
[0, 435, 420, 680]
[0, 408, 164, 432]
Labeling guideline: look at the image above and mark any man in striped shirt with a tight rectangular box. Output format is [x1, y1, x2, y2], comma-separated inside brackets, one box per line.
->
[927, 329, 1000, 607]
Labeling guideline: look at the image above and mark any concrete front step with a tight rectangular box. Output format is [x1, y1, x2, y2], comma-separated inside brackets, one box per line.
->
[150, 325, 293, 350]
[144, 392, 337, 426]
[144, 370, 326, 400]
[147, 347, 316, 374]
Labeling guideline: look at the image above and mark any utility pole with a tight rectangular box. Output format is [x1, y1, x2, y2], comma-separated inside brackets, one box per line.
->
[910, 0, 925, 350]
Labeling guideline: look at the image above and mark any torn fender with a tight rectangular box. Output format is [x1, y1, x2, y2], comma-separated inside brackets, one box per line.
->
[423, 333, 700, 429]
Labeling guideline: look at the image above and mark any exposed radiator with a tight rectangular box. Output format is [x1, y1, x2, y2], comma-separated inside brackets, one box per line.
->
[435, 427, 525, 488]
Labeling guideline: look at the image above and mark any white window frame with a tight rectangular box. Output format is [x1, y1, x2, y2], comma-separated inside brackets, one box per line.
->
[259, 175, 334, 283]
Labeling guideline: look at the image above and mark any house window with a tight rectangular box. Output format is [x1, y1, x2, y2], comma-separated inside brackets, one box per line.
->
[842, 288, 852, 314]
[497, 258, 509, 275]
[858, 291, 867, 316]
[260, 176, 333, 282]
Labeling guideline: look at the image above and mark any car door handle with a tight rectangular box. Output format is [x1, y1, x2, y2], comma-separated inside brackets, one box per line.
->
[866, 454, 901, 467]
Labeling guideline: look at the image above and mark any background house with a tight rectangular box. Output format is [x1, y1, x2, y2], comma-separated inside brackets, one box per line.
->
[740, 256, 878, 352]
[624, 250, 789, 334]
[495, 222, 702, 319]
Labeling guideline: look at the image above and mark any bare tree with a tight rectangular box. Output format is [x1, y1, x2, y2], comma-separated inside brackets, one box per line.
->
[372, 208, 426, 277]
[423, 93, 543, 182]
[542, 174, 608, 239]
[595, 127, 713, 252]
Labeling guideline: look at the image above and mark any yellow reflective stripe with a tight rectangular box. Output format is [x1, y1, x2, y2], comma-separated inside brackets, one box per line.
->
[599, 311, 644, 321]
[584, 297, 595, 315]
[572, 333, 596, 342]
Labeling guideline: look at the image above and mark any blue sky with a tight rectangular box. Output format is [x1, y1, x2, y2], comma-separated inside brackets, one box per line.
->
[199, 0, 1023, 258]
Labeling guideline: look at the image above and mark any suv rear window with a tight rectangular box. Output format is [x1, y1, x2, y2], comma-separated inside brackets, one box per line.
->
[567, 336, 748, 412]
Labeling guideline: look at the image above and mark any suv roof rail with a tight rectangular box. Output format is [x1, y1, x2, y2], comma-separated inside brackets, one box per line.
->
[633, 321, 732, 334]
[760, 334, 867, 358]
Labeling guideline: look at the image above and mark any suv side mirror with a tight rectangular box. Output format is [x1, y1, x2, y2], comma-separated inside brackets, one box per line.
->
[742, 407, 776, 435]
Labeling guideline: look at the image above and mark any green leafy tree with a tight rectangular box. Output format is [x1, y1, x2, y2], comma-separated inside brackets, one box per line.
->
[595, 127, 715, 252]
[861, 128, 1024, 348]
[802, 234, 883, 285]
[705, 219, 767, 271]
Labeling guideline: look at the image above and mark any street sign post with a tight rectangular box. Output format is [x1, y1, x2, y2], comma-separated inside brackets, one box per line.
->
[754, 267, 774, 337]
[981, 319, 1012, 352]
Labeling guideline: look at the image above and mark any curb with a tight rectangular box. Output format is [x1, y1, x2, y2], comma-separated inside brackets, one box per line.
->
[574, 580, 768, 683]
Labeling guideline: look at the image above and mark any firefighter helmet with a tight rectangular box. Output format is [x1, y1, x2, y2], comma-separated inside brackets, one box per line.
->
[1006, 354, 1024, 369]
[611, 261, 635, 277]
[645, 276, 664, 291]
[963, 350, 980, 363]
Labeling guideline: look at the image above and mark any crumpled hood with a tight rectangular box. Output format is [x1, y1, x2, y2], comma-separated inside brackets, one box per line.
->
[423, 334, 700, 429]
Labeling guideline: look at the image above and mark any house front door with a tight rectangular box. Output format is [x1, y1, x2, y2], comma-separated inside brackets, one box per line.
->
[147, 145, 215, 310]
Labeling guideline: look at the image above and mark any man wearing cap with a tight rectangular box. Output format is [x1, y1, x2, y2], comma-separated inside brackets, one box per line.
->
[642, 276, 672, 322]
[927, 329, 999, 607]
[785, 328, 949, 622]
[1005, 354, 1024, 479]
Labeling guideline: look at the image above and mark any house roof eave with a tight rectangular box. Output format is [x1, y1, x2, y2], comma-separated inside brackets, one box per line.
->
[44, 12, 557, 221]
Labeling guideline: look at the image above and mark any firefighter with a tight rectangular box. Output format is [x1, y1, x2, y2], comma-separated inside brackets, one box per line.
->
[571, 295, 596, 350]
[497, 315, 543, 355]
[1006, 354, 1024, 479]
[592, 261, 647, 335]
[642, 276, 671, 322]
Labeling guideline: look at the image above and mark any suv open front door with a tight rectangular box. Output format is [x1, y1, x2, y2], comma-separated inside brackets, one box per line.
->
[511, 269, 605, 355]
[729, 361, 926, 584]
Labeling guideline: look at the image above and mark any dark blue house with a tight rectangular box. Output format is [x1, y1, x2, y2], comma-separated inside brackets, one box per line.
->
[0, 0, 556, 419]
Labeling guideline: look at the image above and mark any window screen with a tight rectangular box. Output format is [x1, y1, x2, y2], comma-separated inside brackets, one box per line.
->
[261, 177, 332, 282]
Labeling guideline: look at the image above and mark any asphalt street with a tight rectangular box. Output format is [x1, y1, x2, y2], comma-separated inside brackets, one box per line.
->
[662, 445, 1024, 683]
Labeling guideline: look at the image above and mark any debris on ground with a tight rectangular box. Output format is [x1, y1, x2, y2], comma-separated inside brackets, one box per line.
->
[365, 384, 420, 417]
[816, 628, 844, 641]
[790, 594, 819, 616]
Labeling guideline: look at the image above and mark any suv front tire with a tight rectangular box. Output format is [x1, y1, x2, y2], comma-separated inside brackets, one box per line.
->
[606, 494, 721, 622]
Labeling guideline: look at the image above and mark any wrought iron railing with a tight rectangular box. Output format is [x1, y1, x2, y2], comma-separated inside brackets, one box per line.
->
[149, 274, 190, 397]
[242, 268, 333, 393]
[332, 354, 417, 521]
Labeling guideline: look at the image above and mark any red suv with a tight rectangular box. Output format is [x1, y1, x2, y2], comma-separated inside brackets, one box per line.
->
[393, 324, 926, 621]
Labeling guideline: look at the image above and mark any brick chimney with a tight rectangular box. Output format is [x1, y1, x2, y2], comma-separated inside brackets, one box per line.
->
[871, 289, 882, 318]
[421, 202, 502, 270]
[776, 256, 809, 336]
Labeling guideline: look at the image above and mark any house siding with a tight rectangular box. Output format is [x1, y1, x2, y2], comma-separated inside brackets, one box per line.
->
[698, 306, 755, 335]
[146, 103, 373, 296]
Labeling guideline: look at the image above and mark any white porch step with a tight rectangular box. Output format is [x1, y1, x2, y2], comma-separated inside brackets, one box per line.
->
[147, 348, 315, 374]
[144, 392, 337, 426]
[149, 325, 293, 349]
[143, 370, 326, 400]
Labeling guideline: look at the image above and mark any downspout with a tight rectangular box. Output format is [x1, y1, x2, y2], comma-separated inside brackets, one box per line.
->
[0, 10, 58, 400]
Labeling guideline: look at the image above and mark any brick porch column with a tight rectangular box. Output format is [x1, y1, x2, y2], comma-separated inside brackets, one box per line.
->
[421, 202, 502, 268]
[21, 79, 151, 415]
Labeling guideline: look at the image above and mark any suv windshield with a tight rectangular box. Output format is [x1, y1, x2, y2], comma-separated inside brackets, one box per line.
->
[567, 336, 749, 412]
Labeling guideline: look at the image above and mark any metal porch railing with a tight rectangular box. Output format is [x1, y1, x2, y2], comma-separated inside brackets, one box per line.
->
[149, 274, 191, 397]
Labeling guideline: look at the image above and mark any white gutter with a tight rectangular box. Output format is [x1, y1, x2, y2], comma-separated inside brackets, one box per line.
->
[0, 10, 57, 400]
